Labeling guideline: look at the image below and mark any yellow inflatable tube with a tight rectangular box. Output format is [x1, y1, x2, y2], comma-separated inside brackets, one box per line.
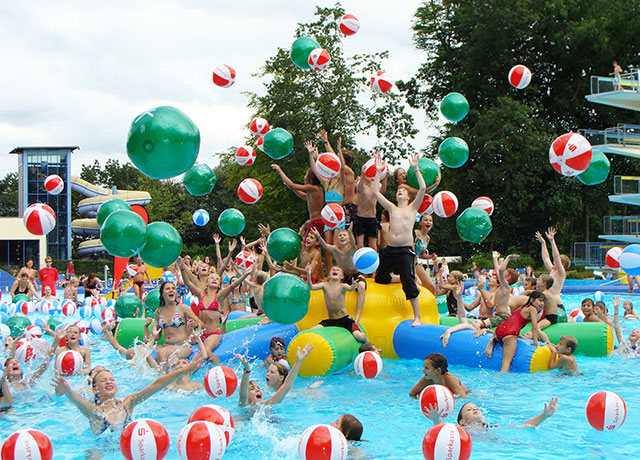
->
[295, 281, 439, 359]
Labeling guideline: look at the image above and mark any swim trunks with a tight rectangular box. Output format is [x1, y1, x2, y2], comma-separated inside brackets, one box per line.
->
[489, 312, 510, 328]
[319, 315, 361, 333]
[353, 215, 379, 238]
[545, 314, 558, 325]
[375, 246, 420, 300]
[342, 273, 367, 289]
[305, 218, 325, 240]
[343, 203, 357, 227]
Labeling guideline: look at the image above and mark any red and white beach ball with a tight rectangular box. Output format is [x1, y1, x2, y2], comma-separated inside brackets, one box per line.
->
[237, 178, 263, 204]
[432, 191, 458, 218]
[321, 203, 345, 229]
[605, 247, 623, 269]
[508, 65, 532, 89]
[101, 306, 116, 322]
[212, 64, 236, 88]
[84, 296, 99, 308]
[339, 14, 360, 36]
[37, 301, 52, 315]
[61, 301, 76, 316]
[204, 366, 238, 398]
[256, 136, 264, 152]
[585, 391, 627, 431]
[471, 196, 494, 216]
[418, 194, 434, 215]
[353, 351, 383, 379]
[316, 153, 341, 180]
[23, 203, 56, 236]
[549, 132, 593, 177]
[1, 429, 53, 460]
[15, 340, 35, 363]
[422, 423, 472, 460]
[74, 320, 90, 334]
[298, 424, 348, 460]
[568, 308, 584, 322]
[362, 157, 388, 180]
[19, 302, 34, 315]
[25, 325, 42, 340]
[126, 264, 138, 277]
[176, 421, 226, 460]
[250, 118, 270, 137]
[44, 174, 64, 195]
[55, 350, 84, 376]
[371, 70, 393, 94]
[120, 419, 170, 460]
[235, 250, 254, 271]
[188, 405, 235, 446]
[419, 385, 456, 419]
[308, 48, 331, 71]
[235, 146, 256, 166]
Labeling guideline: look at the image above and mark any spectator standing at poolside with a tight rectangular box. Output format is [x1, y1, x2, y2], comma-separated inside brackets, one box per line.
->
[66, 260, 75, 281]
[38, 256, 59, 296]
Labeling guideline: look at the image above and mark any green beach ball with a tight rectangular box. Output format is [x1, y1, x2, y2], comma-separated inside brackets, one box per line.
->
[183, 163, 217, 196]
[6, 315, 32, 337]
[578, 149, 610, 186]
[440, 92, 469, 122]
[262, 273, 310, 324]
[290, 37, 320, 69]
[263, 128, 294, 160]
[115, 294, 143, 319]
[11, 294, 30, 304]
[96, 198, 132, 228]
[139, 222, 183, 268]
[144, 289, 161, 313]
[126, 106, 200, 179]
[267, 228, 301, 263]
[439, 137, 469, 168]
[100, 210, 147, 258]
[218, 208, 246, 236]
[406, 158, 442, 192]
[456, 207, 493, 243]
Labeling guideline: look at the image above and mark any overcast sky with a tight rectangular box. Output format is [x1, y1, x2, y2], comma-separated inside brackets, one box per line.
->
[0, 1, 433, 181]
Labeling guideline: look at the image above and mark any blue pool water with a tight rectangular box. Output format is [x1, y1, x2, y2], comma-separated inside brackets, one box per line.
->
[0, 293, 639, 459]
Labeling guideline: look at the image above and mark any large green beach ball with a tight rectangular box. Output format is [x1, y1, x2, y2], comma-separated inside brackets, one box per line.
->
[218, 209, 246, 236]
[115, 294, 143, 319]
[440, 92, 469, 122]
[262, 273, 310, 324]
[183, 163, 217, 196]
[267, 228, 301, 263]
[439, 137, 469, 168]
[139, 222, 183, 268]
[406, 158, 442, 192]
[96, 199, 132, 228]
[456, 207, 492, 243]
[263, 128, 294, 160]
[291, 37, 320, 69]
[100, 210, 147, 258]
[578, 149, 610, 186]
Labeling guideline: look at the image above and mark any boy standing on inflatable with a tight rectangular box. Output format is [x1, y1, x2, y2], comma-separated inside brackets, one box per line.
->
[373, 154, 426, 327]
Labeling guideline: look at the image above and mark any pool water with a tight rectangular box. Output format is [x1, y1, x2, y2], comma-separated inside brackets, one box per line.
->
[1, 293, 639, 459]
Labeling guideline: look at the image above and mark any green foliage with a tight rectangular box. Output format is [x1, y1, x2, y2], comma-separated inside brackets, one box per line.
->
[0, 172, 19, 217]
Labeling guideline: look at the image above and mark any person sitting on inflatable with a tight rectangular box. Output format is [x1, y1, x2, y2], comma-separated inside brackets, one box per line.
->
[306, 265, 367, 343]
[409, 353, 469, 399]
[236, 344, 313, 406]
[548, 335, 578, 372]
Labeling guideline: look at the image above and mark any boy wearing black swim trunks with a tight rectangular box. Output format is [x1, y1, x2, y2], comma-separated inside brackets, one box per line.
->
[306, 265, 367, 342]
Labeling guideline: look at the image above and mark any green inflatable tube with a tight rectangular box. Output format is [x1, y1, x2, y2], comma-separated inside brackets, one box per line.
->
[436, 295, 448, 315]
[115, 318, 164, 349]
[225, 317, 262, 333]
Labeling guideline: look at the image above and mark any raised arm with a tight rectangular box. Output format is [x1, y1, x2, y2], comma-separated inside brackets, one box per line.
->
[306, 266, 324, 291]
[235, 353, 252, 407]
[266, 343, 313, 405]
[305, 141, 329, 188]
[522, 397, 558, 426]
[310, 227, 337, 254]
[272, 163, 316, 196]
[216, 239, 237, 277]
[536, 231, 554, 272]
[612, 296, 624, 345]
[177, 257, 204, 298]
[51, 375, 98, 421]
[102, 322, 136, 360]
[372, 158, 394, 211]
[454, 282, 467, 324]
[407, 154, 427, 211]
[546, 228, 566, 280]
[213, 233, 224, 271]
[319, 129, 335, 154]
[218, 265, 255, 300]
[27, 328, 65, 385]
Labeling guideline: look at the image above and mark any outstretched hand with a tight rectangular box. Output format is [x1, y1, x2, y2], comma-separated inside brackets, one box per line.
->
[296, 343, 314, 362]
[212, 233, 221, 245]
[234, 353, 251, 371]
[51, 375, 71, 395]
[535, 231, 545, 244]
[423, 403, 444, 424]
[408, 153, 419, 169]
[543, 397, 558, 418]
[546, 227, 557, 240]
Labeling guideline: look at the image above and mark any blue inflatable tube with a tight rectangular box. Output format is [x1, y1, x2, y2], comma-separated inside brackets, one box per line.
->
[226, 310, 253, 321]
[213, 322, 299, 363]
[392, 321, 550, 373]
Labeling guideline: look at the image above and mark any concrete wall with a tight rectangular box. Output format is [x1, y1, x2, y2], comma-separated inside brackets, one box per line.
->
[0, 217, 47, 267]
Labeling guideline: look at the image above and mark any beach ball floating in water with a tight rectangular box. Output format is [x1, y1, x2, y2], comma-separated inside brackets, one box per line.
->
[237, 178, 263, 204]
[218, 208, 245, 237]
[321, 203, 345, 229]
[126, 106, 200, 180]
[204, 366, 238, 398]
[578, 149, 610, 186]
[96, 198, 132, 227]
[419, 384, 456, 419]
[549, 132, 592, 177]
[19, 302, 34, 315]
[438, 137, 469, 168]
[339, 14, 360, 36]
[371, 70, 393, 94]
[605, 247, 623, 269]
[263, 127, 294, 160]
[432, 191, 458, 218]
[15, 340, 34, 363]
[120, 418, 170, 460]
[235, 146, 256, 166]
[55, 350, 84, 376]
[192, 209, 210, 227]
[183, 163, 216, 197]
[44, 174, 64, 195]
[422, 423, 472, 460]
[101, 307, 116, 323]
[440, 92, 469, 122]
[316, 152, 341, 180]
[308, 48, 331, 71]
[352, 248, 380, 275]
[471, 196, 494, 216]
[89, 318, 102, 335]
[362, 157, 387, 180]
[291, 37, 320, 70]
[177, 421, 226, 460]
[262, 273, 310, 324]
[250, 117, 270, 137]
[298, 424, 348, 460]
[267, 228, 301, 263]
[139, 222, 183, 268]
[235, 250, 254, 271]
[407, 158, 441, 192]
[212, 64, 236, 88]
[585, 391, 626, 431]
[418, 194, 434, 215]
[353, 351, 383, 378]
[1, 429, 53, 460]
[23, 203, 56, 236]
[188, 405, 235, 447]
[508, 64, 532, 89]
[101, 210, 147, 258]
[456, 207, 492, 243]
[620, 244, 640, 276]
[25, 325, 42, 340]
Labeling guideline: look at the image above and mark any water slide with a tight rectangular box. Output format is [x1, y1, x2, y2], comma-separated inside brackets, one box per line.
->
[70, 176, 151, 255]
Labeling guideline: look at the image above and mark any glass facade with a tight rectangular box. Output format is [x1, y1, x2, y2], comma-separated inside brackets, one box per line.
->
[0, 240, 39, 270]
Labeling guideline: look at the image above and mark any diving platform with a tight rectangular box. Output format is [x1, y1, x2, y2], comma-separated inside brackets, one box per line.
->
[579, 125, 640, 159]
[586, 70, 640, 112]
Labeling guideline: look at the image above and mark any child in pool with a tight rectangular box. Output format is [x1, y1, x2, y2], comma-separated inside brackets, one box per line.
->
[623, 300, 639, 320]
[64, 277, 80, 305]
[264, 337, 290, 370]
[424, 397, 558, 430]
[409, 353, 469, 399]
[548, 335, 578, 372]
[55, 324, 91, 374]
[41, 285, 57, 302]
[307, 265, 367, 343]
[358, 342, 381, 355]
[612, 296, 640, 354]
[331, 414, 363, 441]
[580, 298, 602, 322]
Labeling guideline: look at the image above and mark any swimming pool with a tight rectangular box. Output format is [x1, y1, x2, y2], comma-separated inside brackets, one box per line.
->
[0, 293, 638, 459]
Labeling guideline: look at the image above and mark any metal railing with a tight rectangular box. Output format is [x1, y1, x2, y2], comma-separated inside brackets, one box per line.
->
[573, 242, 619, 266]
[613, 175, 640, 195]
[590, 68, 640, 94]
[602, 215, 640, 237]
[578, 124, 640, 148]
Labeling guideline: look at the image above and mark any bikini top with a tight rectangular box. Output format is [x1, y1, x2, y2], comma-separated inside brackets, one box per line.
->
[96, 403, 132, 434]
[158, 307, 186, 329]
[198, 297, 219, 312]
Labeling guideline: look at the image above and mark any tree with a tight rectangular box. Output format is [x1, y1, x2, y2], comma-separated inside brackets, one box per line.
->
[0, 172, 19, 217]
